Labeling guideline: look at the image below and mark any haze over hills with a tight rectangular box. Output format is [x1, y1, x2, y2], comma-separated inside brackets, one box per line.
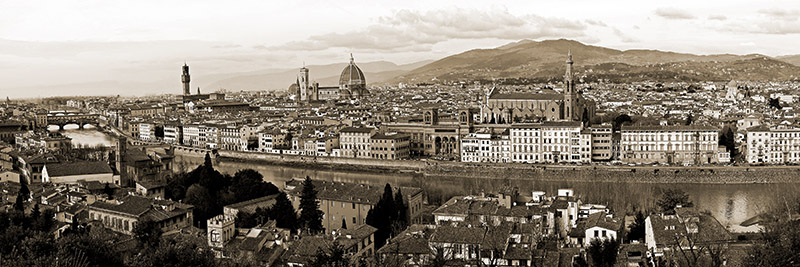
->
[205, 60, 433, 92]
[389, 39, 800, 84]
[3, 60, 433, 98]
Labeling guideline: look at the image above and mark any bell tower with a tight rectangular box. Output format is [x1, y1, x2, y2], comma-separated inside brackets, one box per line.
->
[563, 51, 577, 120]
[182, 63, 191, 95]
[298, 66, 310, 102]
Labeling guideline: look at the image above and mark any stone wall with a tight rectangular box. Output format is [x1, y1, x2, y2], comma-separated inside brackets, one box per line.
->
[216, 150, 426, 169]
[423, 163, 800, 184]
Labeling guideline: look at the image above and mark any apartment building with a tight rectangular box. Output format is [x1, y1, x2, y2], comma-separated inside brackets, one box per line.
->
[620, 125, 721, 165]
[460, 130, 511, 163]
[339, 127, 374, 159]
[370, 133, 410, 160]
[510, 121, 584, 164]
[590, 124, 613, 161]
[746, 123, 800, 164]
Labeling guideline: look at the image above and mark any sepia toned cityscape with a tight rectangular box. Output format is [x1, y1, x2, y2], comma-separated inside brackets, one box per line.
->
[2, 1, 800, 266]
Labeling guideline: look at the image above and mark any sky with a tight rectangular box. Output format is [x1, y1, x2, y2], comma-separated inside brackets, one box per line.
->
[2, 0, 800, 98]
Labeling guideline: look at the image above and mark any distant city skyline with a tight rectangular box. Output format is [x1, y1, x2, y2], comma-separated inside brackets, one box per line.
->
[2, 0, 800, 98]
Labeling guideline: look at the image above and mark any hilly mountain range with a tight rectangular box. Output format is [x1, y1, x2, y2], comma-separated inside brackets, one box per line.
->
[389, 39, 800, 84]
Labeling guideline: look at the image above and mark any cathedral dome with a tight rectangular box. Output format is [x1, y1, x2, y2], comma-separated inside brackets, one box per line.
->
[339, 54, 366, 87]
[288, 83, 299, 95]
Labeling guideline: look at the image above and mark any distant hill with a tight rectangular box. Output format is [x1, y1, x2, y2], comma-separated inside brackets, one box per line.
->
[389, 39, 800, 84]
[205, 60, 433, 91]
[778, 55, 800, 67]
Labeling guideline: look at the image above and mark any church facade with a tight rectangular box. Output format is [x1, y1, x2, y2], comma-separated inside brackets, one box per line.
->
[290, 55, 370, 103]
[481, 52, 595, 124]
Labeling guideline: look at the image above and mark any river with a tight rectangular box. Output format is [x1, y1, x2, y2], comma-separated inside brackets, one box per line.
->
[50, 125, 115, 147]
[64, 129, 795, 233]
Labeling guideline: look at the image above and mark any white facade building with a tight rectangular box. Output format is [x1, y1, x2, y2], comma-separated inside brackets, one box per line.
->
[620, 126, 721, 165]
[138, 122, 153, 141]
[746, 123, 800, 164]
[510, 121, 583, 164]
[460, 130, 511, 163]
[164, 124, 181, 144]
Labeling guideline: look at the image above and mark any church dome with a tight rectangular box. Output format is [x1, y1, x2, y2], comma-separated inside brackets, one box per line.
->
[339, 54, 366, 87]
[288, 83, 299, 95]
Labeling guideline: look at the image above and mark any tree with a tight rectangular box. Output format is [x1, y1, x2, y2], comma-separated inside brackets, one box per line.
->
[393, 189, 408, 233]
[582, 108, 590, 127]
[626, 210, 646, 242]
[154, 126, 164, 139]
[612, 114, 632, 133]
[229, 169, 278, 203]
[203, 152, 213, 169]
[587, 238, 619, 267]
[656, 189, 692, 214]
[430, 245, 452, 267]
[185, 184, 214, 227]
[269, 192, 299, 232]
[719, 126, 737, 159]
[14, 194, 24, 212]
[367, 184, 401, 249]
[311, 242, 348, 267]
[769, 98, 782, 110]
[341, 217, 347, 230]
[104, 183, 115, 200]
[298, 177, 324, 234]
[130, 236, 218, 267]
[744, 209, 800, 266]
[133, 219, 163, 249]
[235, 210, 260, 228]
[14, 175, 28, 212]
[685, 113, 694, 126]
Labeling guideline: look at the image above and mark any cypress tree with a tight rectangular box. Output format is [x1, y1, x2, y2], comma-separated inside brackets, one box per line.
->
[269, 192, 299, 232]
[203, 152, 213, 169]
[341, 217, 347, 230]
[393, 189, 408, 230]
[298, 176, 323, 234]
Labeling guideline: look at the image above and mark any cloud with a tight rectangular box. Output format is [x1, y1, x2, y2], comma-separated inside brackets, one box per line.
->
[758, 9, 800, 20]
[270, 8, 587, 52]
[654, 7, 696, 20]
[613, 28, 638, 43]
[714, 9, 800, 35]
[708, 15, 727, 21]
[585, 19, 607, 27]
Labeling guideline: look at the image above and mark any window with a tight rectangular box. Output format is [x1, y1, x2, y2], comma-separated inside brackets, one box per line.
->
[594, 230, 599, 237]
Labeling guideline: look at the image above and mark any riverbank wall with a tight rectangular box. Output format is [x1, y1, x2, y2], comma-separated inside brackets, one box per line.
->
[172, 146, 800, 184]
[423, 163, 800, 184]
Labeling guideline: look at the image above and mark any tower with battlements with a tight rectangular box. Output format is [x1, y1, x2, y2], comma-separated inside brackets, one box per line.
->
[182, 64, 191, 95]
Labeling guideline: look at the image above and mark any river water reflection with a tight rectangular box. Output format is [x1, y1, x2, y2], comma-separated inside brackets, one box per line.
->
[49, 126, 115, 148]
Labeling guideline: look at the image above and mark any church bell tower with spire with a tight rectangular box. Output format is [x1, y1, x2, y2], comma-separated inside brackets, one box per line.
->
[563, 51, 577, 121]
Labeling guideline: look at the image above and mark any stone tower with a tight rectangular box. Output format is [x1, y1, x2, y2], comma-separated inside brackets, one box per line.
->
[563, 51, 577, 121]
[298, 66, 310, 102]
[207, 214, 235, 249]
[182, 63, 191, 95]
